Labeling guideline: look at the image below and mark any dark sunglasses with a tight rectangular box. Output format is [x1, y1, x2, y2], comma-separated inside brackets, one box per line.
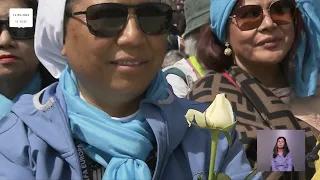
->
[0, 18, 35, 40]
[230, 0, 297, 31]
[68, 2, 172, 37]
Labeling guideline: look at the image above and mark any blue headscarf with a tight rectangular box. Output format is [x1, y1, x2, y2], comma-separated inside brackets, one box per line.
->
[210, 0, 237, 43]
[210, 0, 320, 97]
[294, 0, 320, 97]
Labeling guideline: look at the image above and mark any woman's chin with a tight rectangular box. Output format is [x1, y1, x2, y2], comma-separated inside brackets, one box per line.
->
[251, 53, 286, 65]
[109, 80, 148, 94]
[0, 66, 20, 78]
[251, 49, 286, 64]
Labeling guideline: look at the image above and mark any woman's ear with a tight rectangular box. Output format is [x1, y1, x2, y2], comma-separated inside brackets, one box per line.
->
[61, 45, 67, 56]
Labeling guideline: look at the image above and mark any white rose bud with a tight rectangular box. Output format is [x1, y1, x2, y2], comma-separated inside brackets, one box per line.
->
[185, 93, 235, 130]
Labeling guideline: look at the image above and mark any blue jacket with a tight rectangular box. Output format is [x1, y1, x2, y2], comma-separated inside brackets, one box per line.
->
[0, 82, 262, 180]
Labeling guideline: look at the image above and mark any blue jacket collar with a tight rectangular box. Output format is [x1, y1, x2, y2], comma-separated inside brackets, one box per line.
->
[12, 82, 208, 152]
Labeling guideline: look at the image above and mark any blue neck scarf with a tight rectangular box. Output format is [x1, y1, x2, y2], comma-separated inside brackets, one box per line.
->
[210, 0, 320, 97]
[0, 73, 41, 120]
[60, 65, 168, 180]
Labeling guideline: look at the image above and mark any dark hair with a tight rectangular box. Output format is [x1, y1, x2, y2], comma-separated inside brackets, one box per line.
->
[196, 1, 309, 80]
[196, 23, 234, 72]
[23, 0, 38, 14]
[273, 137, 290, 158]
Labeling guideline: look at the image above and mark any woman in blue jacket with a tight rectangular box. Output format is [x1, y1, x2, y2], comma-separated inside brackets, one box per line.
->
[0, 0, 261, 179]
[0, 0, 55, 120]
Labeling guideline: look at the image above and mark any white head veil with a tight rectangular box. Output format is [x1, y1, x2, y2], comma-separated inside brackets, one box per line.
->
[35, 0, 67, 78]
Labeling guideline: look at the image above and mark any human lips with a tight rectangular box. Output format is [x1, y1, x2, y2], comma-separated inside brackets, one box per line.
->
[110, 57, 149, 72]
[256, 37, 282, 49]
[111, 57, 148, 66]
[0, 54, 18, 63]
[111, 61, 148, 66]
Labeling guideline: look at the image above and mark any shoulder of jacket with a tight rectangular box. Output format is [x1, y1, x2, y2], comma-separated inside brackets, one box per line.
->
[0, 83, 60, 134]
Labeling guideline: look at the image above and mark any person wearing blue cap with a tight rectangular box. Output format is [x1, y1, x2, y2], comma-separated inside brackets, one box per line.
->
[187, 0, 320, 179]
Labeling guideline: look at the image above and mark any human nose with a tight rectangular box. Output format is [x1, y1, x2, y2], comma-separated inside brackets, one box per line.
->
[117, 11, 146, 48]
[257, 10, 276, 32]
[0, 28, 14, 49]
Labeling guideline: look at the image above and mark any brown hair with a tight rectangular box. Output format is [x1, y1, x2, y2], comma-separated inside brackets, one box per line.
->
[273, 137, 290, 158]
[196, 1, 309, 80]
[196, 23, 233, 73]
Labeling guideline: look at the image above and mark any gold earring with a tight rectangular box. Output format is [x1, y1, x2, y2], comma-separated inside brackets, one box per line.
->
[224, 42, 232, 56]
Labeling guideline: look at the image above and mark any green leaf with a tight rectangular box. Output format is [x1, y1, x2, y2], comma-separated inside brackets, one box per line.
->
[216, 173, 231, 180]
[223, 131, 233, 147]
[197, 173, 204, 180]
[221, 121, 237, 132]
[244, 169, 260, 180]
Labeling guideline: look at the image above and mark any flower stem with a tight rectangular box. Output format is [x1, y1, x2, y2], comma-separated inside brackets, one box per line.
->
[208, 129, 220, 180]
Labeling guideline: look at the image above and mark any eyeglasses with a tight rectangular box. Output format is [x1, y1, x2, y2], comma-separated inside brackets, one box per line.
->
[229, 0, 297, 31]
[0, 19, 35, 40]
[68, 3, 172, 37]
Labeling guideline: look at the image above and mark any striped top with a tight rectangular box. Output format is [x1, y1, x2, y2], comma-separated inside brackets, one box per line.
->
[269, 87, 294, 105]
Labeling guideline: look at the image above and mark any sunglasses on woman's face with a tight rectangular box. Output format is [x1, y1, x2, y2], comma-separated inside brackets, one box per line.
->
[0, 19, 35, 40]
[69, 2, 173, 37]
[229, 0, 297, 31]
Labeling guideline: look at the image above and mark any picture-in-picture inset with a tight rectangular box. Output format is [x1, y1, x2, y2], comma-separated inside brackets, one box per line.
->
[257, 130, 305, 172]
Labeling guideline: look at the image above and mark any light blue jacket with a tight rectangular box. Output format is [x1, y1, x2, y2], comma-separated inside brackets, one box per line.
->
[0, 82, 262, 180]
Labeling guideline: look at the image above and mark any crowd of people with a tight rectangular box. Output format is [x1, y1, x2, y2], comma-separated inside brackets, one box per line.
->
[1, 0, 320, 179]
